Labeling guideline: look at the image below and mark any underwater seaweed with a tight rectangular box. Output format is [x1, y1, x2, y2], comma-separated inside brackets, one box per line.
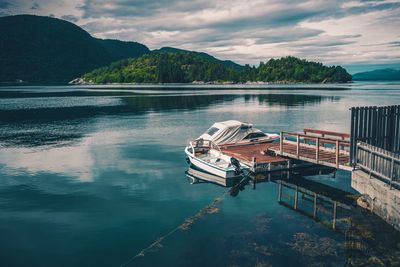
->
[288, 232, 339, 257]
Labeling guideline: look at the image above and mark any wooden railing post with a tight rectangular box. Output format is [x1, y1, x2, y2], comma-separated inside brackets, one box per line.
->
[280, 131, 283, 154]
[316, 137, 320, 163]
[335, 140, 339, 168]
[296, 134, 300, 158]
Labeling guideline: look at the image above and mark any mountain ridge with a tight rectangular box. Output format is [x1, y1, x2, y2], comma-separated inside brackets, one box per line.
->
[0, 14, 150, 83]
[352, 68, 400, 81]
[1, 14, 352, 85]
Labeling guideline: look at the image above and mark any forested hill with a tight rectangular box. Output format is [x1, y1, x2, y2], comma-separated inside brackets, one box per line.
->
[156, 47, 244, 71]
[0, 14, 351, 84]
[0, 15, 149, 83]
[81, 52, 352, 84]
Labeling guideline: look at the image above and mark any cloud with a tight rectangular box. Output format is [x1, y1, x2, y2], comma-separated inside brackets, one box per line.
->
[31, 2, 40, 10]
[0, 1, 10, 9]
[1, 0, 399, 67]
[61, 14, 79, 22]
[388, 41, 400, 47]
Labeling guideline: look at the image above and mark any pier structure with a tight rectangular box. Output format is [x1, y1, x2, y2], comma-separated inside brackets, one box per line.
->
[220, 127, 352, 174]
[220, 104, 400, 231]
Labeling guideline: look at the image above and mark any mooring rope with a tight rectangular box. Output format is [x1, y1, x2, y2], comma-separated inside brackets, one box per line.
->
[120, 174, 250, 267]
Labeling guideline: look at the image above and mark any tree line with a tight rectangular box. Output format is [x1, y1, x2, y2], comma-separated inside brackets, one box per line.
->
[82, 52, 352, 84]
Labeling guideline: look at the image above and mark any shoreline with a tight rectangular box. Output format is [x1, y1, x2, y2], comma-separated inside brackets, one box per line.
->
[0, 83, 353, 91]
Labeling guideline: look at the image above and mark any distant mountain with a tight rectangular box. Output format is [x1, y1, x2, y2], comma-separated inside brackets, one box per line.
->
[81, 52, 352, 84]
[0, 14, 352, 85]
[352, 68, 400, 81]
[0, 15, 149, 83]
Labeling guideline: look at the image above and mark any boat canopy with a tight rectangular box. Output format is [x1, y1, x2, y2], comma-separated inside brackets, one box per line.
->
[198, 120, 265, 145]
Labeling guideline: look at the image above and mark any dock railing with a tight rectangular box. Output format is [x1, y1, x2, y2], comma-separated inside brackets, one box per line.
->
[279, 130, 350, 169]
[355, 142, 400, 189]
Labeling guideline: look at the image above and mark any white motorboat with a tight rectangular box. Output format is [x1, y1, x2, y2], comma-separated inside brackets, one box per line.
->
[198, 120, 279, 146]
[185, 139, 249, 178]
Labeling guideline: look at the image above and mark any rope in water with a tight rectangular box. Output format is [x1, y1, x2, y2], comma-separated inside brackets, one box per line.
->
[119, 174, 249, 267]
[119, 192, 228, 267]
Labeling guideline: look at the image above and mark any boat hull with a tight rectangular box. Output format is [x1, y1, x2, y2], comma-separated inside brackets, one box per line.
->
[185, 147, 245, 178]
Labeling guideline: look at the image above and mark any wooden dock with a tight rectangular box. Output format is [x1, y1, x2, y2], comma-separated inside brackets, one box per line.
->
[220, 128, 352, 173]
[269, 129, 352, 171]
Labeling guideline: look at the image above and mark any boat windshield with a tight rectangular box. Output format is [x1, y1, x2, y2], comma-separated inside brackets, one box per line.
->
[206, 127, 219, 136]
[243, 132, 266, 139]
[191, 139, 222, 153]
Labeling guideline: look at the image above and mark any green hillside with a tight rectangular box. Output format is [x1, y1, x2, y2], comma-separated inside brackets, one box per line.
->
[156, 47, 244, 71]
[0, 14, 352, 85]
[0, 15, 149, 83]
[82, 52, 352, 84]
[82, 50, 239, 83]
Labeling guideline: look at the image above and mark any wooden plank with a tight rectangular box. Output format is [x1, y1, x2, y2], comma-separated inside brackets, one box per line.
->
[303, 128, 350, 138]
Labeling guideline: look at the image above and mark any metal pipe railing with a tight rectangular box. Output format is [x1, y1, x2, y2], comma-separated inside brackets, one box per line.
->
[356, 141, 400, 188]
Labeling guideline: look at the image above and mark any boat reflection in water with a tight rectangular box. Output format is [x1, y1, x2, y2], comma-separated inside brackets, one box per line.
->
[185, 164, 335, 196]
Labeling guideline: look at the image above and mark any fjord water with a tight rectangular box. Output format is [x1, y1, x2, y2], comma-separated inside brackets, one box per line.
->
[0, 83, 400, 267]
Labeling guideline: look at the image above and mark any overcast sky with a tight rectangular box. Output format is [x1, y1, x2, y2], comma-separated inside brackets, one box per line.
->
[1, 0, 399, 72]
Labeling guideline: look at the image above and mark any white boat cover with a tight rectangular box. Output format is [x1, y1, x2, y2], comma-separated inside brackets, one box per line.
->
[198, 120, 264, 145]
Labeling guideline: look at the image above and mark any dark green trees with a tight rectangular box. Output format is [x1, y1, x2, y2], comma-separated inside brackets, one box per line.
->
[256, 57, 352, 83]
[82, 53, 352, 84]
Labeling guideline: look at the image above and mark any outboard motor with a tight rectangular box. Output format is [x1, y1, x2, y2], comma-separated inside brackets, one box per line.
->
[230, 157, 241, 175]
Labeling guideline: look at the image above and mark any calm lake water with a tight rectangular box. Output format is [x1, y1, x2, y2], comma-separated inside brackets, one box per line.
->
[0, 82, 400, 267]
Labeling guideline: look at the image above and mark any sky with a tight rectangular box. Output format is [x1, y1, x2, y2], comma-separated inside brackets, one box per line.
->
[1, 0, 399, 73]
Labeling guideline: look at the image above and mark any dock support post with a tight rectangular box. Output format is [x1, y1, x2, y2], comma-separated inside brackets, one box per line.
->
[333, 201, 337, 230]
[268, 163, 271, 182]
[296, 135, 300, 158]
[316, 137, 319, 163]
[278, 180, 282, 202]
[280, 132, 283, 154]
[313, 193, 317, 219]
[286, 160, 291, 180]
[294, 186, 298, 210]
[252, 157, 256, 189]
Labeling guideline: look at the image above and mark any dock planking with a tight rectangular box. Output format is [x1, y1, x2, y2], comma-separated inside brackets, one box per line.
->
[220, 142, 294, 173]
[221, 142, 285, 165]
[269, 140, 351, 169]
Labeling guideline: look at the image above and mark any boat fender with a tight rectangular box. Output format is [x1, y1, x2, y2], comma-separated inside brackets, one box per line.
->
[230, 157, 241, 175]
